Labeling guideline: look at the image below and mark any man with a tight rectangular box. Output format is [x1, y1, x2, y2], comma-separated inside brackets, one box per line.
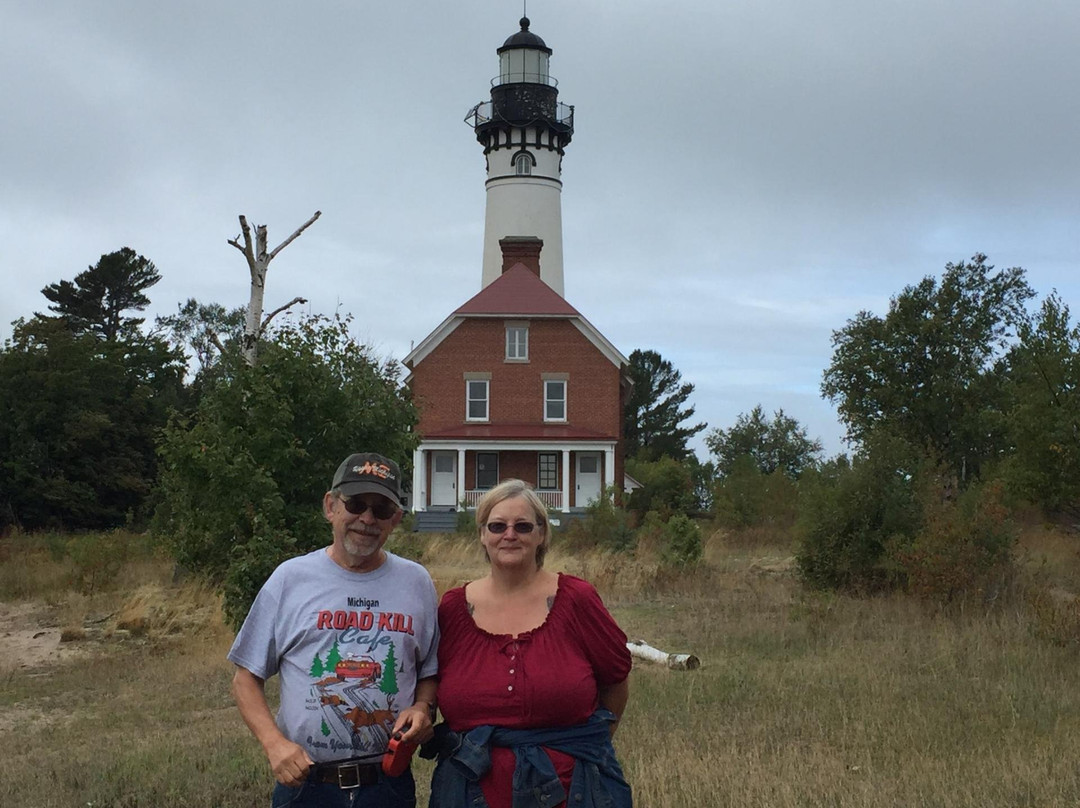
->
[229, 452, 439, 807]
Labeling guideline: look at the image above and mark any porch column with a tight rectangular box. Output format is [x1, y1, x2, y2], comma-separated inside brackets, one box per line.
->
[604, 446, 615, 492]
[562, 450, 571, 512]
[412, 448, 425, 512]
[457, 448, 467, 510]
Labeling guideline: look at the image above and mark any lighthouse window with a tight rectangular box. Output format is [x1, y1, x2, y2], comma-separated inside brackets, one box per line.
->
[514, 153, 532, 176]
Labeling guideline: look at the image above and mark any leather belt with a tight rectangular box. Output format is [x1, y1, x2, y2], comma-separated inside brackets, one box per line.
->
[312, 758, 381, 789]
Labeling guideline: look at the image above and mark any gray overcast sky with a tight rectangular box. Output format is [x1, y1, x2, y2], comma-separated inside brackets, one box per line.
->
[3, 1, 1078, 458]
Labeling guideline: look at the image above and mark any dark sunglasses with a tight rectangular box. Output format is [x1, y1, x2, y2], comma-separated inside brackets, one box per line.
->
[340, 495, 398, 520]
[485, 521, 542, 535]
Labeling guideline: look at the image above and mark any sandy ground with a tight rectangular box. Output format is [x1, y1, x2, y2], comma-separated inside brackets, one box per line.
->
[0, 601, 90, 672]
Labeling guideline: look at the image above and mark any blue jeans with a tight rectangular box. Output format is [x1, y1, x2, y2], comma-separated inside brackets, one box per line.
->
[271, 768, 416, 808]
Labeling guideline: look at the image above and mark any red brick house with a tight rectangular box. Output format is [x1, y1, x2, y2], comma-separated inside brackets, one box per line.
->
[404, 238, 631, 514]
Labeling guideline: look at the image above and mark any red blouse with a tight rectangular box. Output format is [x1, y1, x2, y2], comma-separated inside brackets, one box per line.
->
[437, 573, 631, 808]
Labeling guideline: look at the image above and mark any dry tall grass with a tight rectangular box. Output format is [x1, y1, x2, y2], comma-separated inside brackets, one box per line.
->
[3, 524, 1080, 806]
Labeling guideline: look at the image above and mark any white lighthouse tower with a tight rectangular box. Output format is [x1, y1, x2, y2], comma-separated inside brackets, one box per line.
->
[466, 17, 574, 296]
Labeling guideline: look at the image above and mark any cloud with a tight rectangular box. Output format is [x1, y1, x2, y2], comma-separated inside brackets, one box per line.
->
[3, 0, 1078, 459]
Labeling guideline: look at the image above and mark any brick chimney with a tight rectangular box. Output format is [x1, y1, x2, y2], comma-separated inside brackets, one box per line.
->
[499, 237, 544, 278]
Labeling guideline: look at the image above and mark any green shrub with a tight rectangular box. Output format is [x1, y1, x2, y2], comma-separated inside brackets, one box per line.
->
[222, 518, 298, 630]
[796, 430, 1018, 601]
[889, 477, 1016, 604]
[456, 505, 476, 536]
[713, 455, 799, 529]
[625, 456, 695, 518]
[796, 434, 922, 592]
[661, 513, 702, 566]
[155, 313, 418, 629]
[563, 487, 635, 551]
[66, 530, 132, 593]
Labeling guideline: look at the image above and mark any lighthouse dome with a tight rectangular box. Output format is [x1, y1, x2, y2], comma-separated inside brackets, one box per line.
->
[498, 18, 552, 54]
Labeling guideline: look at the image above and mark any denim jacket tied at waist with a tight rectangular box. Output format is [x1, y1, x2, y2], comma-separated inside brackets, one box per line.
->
[425, 709, 632, 808]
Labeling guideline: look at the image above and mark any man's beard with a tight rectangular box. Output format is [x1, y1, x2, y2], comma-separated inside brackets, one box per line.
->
[342, 528, 382, 560]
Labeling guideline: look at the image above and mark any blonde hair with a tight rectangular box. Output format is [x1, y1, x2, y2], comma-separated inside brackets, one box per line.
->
[475, 479, 549, 568]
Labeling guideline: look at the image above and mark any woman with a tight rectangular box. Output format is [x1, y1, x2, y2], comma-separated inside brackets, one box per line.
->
[429, 479, 633, 808]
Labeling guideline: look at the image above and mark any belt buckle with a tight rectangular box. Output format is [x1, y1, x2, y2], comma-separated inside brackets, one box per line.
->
[337, 763, 362, 790]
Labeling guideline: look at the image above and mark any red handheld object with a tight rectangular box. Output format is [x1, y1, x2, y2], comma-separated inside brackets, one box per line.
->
[382, 735, 417, 777]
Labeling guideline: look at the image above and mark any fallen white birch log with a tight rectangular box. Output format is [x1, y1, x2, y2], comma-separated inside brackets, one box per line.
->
[627, 639, 700, 670]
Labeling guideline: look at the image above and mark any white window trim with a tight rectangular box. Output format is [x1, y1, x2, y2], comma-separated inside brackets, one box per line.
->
[544, 379, 566, 422]
[466, 379, 490, 422]
[505, 323, 529, 362]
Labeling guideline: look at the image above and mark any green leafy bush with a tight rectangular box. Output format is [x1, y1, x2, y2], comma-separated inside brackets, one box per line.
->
[796, 433, 922, 592]
[155, 313, 418, 628]
[456, 504, 476, 536]
[713, 455, 799, 529]
[563, 487, 636, 552]
[797, 430, 1018, 601]
[625, 456, 695, 518]
[0, 318, 185, 531]
[222, 517, 299, 630]
[889, 478, 1016, 604]
[661, 513, 702, 566]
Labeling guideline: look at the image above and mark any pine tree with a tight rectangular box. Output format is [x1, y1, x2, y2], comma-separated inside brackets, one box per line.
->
[380, 644, 399, 700]
[325, 641, 342, 673]
[309, 654, 325, 678]
[40, 247, 161, 341]
[623, 349, 706, 461]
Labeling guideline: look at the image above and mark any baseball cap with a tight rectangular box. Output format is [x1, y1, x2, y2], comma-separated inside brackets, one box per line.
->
[331, 452, 403, 508]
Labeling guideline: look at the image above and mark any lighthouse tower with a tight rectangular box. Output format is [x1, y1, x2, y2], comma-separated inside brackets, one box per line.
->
[466, 17, 574, 296]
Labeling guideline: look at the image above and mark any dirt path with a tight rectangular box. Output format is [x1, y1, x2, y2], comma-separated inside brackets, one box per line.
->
[0, 601, 88, 672]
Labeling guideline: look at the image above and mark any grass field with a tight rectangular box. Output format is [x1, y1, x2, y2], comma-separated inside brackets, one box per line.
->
[3, 523, 1080, 806]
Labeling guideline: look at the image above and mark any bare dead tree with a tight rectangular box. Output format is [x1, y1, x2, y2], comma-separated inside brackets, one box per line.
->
[227, 210, 321, 365]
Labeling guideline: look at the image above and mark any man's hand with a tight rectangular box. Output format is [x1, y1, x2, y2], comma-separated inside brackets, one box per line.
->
[231, 666, 314, 787]
[391, 701, 434, 745]
[265, 735, 315, 787]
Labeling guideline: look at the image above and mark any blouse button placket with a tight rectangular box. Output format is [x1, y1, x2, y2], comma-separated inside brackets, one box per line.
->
[506, 641, 520, 695]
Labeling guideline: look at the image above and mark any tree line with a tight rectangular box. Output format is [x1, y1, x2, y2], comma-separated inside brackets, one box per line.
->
[621, 253, 1080, 601]
[3, 248, 1078, 611]
[0, 247, 417, 624]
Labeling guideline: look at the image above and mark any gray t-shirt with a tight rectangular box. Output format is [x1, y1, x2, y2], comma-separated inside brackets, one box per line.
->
[228, 548, 439, 762]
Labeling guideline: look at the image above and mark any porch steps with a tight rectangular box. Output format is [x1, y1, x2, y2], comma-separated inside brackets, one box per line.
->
[412, 510, 460, 533]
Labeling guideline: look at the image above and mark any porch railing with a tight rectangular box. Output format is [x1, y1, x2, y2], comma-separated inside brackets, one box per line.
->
[464, 489, 563, 510]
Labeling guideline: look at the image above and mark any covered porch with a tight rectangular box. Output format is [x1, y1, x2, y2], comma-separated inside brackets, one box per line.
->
[411, 439, 617, 513]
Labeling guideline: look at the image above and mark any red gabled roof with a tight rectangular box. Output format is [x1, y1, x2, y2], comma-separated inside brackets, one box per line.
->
[403, 263, 629, 372]
[455, 265, 580, 317]
[422, 423, 617, 441]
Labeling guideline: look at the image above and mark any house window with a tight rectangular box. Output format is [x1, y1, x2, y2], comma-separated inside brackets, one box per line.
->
[514, 153, 532, 175]
[467, 379, 489, 421]
[544, 379, 566, 422]
[476, 452, 499, 490]
[538, 453, 558, 490]
[506, 325, 528, 361]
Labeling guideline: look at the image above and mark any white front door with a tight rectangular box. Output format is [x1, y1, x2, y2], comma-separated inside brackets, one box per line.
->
[431, 452, 457, 508]
[575, 452, 602, 507]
